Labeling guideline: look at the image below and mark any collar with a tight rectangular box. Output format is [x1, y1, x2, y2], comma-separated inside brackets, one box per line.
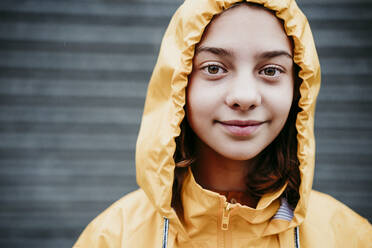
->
[181, 167, 287, 224]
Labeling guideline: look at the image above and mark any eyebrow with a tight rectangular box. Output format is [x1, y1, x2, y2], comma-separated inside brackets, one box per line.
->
[259, 50, 293, 60]
[195, 46, 233, 57]
[195, 46, 292, 60]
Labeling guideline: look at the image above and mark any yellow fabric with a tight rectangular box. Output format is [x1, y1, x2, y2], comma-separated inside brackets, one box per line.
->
[74, 0, 372, 247]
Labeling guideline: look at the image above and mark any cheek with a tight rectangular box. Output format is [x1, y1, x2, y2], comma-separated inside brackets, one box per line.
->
[265, 83, 294, 118]
[186, 78, 218, 119]
[186, 79, 205, 129]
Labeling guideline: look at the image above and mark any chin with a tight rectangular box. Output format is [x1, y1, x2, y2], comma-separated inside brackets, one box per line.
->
[218, 148, 261, 161]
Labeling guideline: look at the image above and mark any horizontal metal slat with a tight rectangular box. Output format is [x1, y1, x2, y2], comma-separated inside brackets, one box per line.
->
[0, 78, 147, 98]
[313, 30, 371, 47]
[0, 225, 79, 238]
[0, 186, 136, 202]
[317, 85, 372, 102]
[314, 166, 372, 181]
[0, 133, 137, 150]
[320, 58, 372, 75]
[316, 153, 371, 165]
[309, 20, 372, 30]
[0, 0, 179, 17]
[0, 159, 135, 177]
[316, 101, 371, 112]
[317, 46, 372, 58]
[0, 10, 171, 27]
[316, 140, 372, 155]
[0, 106, 142, 124]
[0, 200, 115, 214]
[0, 95, 145, 108]
[0, 238, 74, 248]
[1, 174, 137, 187]
[0, 23, 165, 44]
[0, 39, 158, 55]
[0, 148, 134, 160]
[0, 122, 138, 135]
[302, 3, 372, 20]
[0, 51, 156, 71]
[0, 67, 151, 81]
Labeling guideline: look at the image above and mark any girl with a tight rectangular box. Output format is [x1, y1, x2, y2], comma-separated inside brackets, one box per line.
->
[74, 0, 372, 247]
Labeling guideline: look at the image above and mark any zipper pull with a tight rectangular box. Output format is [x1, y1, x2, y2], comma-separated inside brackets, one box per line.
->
[221, 202, 232, 231]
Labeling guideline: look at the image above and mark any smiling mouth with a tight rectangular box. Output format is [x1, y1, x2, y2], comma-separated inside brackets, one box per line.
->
[217, 120, 264, 136]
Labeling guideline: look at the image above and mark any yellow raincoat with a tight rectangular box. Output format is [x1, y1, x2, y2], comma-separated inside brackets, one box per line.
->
[74, 0, 372, 247]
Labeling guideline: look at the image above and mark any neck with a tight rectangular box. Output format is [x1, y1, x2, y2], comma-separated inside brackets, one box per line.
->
[192, 141, 255, 193]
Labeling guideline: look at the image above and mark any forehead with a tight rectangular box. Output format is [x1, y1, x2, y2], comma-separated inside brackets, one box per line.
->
[197, 4, 293, 55]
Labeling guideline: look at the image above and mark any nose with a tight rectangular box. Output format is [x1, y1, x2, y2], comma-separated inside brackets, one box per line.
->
[225, 74, 262, 111]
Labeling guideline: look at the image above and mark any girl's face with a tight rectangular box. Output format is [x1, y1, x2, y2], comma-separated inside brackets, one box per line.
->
[186, 5, 294, 161]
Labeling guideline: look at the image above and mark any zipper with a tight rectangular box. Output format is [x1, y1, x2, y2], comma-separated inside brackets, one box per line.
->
[221, 202, 233, 230]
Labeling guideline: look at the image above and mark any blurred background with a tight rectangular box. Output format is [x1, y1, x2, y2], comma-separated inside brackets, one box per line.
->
[0, 0, 371, 247]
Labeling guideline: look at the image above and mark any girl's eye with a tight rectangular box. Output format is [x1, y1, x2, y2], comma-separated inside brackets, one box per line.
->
[260, 66, 283, 77]
[201, 64, 226, 75]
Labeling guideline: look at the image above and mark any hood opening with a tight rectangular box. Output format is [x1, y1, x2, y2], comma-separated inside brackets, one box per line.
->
[136, 0, 321, 237]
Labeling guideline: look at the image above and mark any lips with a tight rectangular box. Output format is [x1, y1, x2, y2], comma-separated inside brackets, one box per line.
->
[217, 120, 264, 136]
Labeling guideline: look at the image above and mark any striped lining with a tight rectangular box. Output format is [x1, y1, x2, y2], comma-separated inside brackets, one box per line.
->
[272, 198, 294, 221]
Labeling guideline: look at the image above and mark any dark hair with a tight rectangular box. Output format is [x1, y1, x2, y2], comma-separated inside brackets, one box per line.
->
[171, 2, 302, 219]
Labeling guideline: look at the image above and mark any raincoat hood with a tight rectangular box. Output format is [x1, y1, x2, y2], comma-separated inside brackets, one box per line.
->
[136, 0, 320, 237]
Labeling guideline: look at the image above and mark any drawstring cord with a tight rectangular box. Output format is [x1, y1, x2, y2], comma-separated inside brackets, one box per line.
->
[162, 217, 169, 248]
[294, 226, 300, 248]
[162, 217, 300, 248]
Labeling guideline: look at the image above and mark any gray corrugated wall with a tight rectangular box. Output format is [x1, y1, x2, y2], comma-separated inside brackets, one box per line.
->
[0, 0, 371, 247]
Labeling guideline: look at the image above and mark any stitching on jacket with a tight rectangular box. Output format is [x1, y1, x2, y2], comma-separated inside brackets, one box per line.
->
[162, 217, 169, 248]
